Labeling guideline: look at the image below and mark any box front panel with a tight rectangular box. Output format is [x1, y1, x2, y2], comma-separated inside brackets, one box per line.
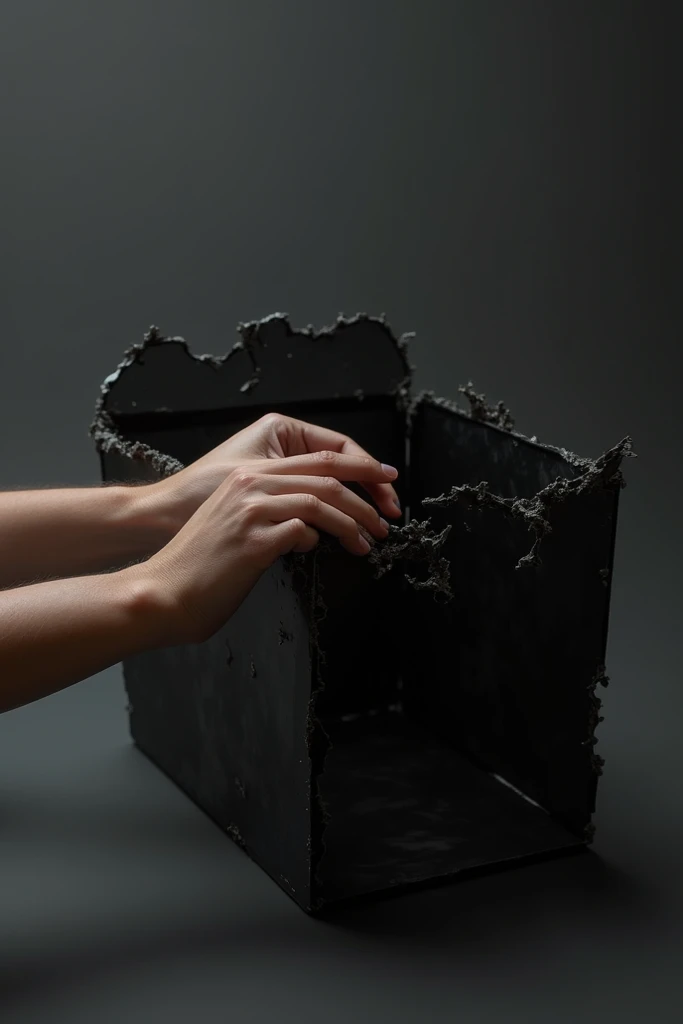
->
[108, 398, 408, 720]
[119, 547, 315, 910]
[100, 396, 407, 908]
[102, 441, 316, 907]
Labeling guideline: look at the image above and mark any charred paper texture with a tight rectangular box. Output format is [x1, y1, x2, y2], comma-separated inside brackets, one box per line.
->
[91, 314, 632, 912]
[405, 396, 632, 840]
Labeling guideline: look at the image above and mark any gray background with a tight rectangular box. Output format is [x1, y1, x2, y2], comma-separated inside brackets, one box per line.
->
[1, 1, 681, 1020]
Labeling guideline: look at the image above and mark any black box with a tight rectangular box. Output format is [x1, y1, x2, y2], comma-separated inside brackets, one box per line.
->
[91, 314, 631, 913]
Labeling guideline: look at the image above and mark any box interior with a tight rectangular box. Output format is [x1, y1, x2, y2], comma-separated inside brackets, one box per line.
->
[316, 712, 582, 905]
[314, 400, 616, 906]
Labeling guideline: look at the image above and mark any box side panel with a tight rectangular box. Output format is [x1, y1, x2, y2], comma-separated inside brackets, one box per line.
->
[406, 402, 621, 837]
[122, 556, 315, 910]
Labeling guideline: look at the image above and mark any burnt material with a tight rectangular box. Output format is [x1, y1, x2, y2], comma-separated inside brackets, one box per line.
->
[91, 314, 631, 914]
[405, 397, 630, 837]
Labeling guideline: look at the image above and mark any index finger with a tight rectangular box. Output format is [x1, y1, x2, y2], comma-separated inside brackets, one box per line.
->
[258, 450, 396, 482]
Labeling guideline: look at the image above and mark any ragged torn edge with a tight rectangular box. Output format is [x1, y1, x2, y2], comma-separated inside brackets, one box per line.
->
[367, 520, 453, 599]
[89, 329, 187, 477]
[89, 310, 414, 478]
[422, 436, 636, 570]
[92, 322, 241, 408]
[406, 386, 515, 435]
[238, 310, 414, 398]
[582, 662, 610, 845]
[410, 382, 515, 432]
[90, 406, 185, 479]
[584, 663, 610, 778]
[409, 389, 599, 473]
[91, 313, 414, 417]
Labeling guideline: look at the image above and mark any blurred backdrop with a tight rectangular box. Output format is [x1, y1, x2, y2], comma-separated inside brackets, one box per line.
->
[0, 2, 681, 1022]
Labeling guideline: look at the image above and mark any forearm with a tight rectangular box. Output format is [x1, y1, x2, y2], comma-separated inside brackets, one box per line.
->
[0, 484, 174, 589]
[0, 567, 171, 714]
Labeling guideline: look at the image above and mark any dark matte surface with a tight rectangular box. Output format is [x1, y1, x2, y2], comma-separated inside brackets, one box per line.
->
[311, 536, 405, 721]
[107, 393, 410, 726]
[108, 393, 410, 719]
[103, 342, 603, 910]
[122, 557, 315, 910]
[102, 351, 411, 910]
[406, 401, 620, 836]
[102, 316, 410, 416]
[103, 334, 605, 910]
[317, 713, 581, 905]
[110, 395, 410, 512]
[1, 1, 680, 1021]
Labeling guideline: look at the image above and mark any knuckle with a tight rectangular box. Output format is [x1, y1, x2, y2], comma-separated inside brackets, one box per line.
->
[259, 411, 285, 429]
[323, 475, 343, 495]
[241, 497, 264, 523]
[300, 492, 320, 512]
[275, 518, 307, 550]
[315, 449, 338, 465]
[232, 469, 257, 490]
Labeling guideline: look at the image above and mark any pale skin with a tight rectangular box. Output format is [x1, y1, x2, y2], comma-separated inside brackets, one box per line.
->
[0, 413, 401, 715]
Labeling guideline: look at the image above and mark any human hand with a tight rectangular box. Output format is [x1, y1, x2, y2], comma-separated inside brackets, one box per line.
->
[146, 412, 402, 534]
[138, 453, 397, 645]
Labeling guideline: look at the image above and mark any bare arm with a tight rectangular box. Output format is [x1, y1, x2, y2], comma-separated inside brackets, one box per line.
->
[0, 568, 170, 714]
[0, 450, 397, 716]
[0, 412, 399, 716]
[0, 413, 399, 591]
[0, 485, 173, 590]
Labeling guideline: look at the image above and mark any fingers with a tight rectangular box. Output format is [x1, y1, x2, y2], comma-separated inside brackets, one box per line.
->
[298, 422, 402, 519]
[255, 449, 397, 484]
[271, 518, 320, 556]
[253, 474, 389, 541]
[358, 478, 401, 521]
[262, 493, 375, 556]
[252, 414, 402, 518]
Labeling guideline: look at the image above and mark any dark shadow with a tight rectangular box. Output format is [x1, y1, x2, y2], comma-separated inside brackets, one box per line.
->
[0, 844, 662, 1011]
[319, 845, 660, 953]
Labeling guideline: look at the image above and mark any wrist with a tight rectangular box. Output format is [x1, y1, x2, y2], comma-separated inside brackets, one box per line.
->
[117, 481, 180, 555]
[116, 561, 183, 650]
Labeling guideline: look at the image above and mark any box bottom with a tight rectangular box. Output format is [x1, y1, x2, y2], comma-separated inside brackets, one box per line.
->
[316, 712, 583, 905]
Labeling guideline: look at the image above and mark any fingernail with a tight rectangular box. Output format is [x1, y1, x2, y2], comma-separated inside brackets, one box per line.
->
[381, 463, 398, 479]
[358, 536, 371, 555]
[379, 517, 389, 534]
[393, 498, 401, 510]
[358, 524, 375, 548]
